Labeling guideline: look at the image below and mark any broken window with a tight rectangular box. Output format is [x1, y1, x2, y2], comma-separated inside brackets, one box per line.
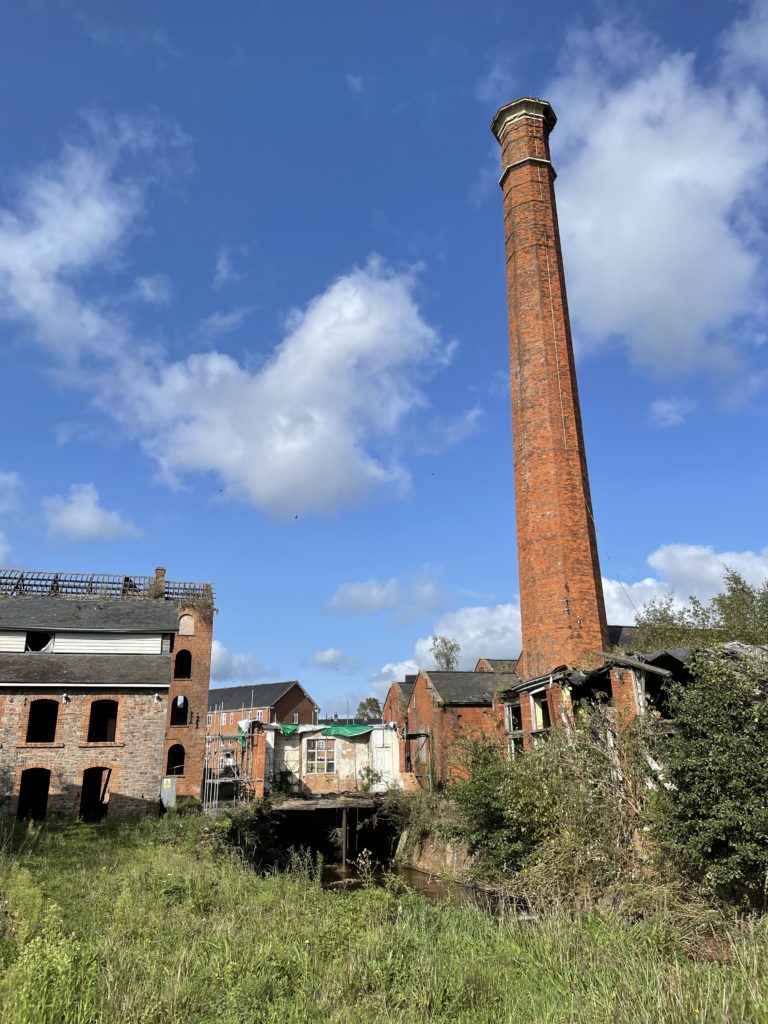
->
[505, 699, 524, 755]
[17, 767, 51, 820]
[531, 690, 552, 732]
[174, 650, 192, 679]
[26, 699, 58, 743]
[306, 738, 335, 774]
[87, 699, 118, 742]
[170, 694, 188, 727]
[166, 743, 185, 776]
[25, 631, 53, 652]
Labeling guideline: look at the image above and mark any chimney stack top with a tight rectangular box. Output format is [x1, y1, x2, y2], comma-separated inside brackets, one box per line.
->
[491, 97, 557, 141]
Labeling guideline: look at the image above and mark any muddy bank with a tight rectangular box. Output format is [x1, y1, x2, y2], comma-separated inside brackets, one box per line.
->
[394, 828, 476, 878]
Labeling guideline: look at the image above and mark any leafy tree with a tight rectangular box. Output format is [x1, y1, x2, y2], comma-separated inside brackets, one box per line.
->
[650, 649, 768, 908]
[630, 569, 768, 651]
[430, 635, 461, 671]
[355, 697, 382, 720]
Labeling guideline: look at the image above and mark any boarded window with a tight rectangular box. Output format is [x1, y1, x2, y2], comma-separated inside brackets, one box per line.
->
[170, 694, 188, 727]
[87, 699, 118, 742]
[174, 650, 192, 679]
[166, 743, 185, 776]
[26, 699, 58, 742]
[178, 614, 195, 636]
[306, 738, 335, 774]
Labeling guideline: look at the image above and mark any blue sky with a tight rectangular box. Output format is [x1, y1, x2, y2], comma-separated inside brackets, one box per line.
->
[1, 0, 767, 714]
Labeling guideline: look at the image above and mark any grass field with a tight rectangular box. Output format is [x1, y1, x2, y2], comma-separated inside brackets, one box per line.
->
[1, 815, 767, 1023]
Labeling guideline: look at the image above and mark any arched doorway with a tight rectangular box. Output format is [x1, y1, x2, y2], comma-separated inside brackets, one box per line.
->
[166, 743, 185, 776]
[17, 767, 51, 820]
[79, 767, 112, 822]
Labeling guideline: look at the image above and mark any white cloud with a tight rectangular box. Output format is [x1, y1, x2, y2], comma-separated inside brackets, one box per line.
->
[311, 647, 360, 672]
[196, 306, 251, 339]
[720, 0, 768, 81]
[414, 602, 522, 670]
[134, 274, 172, 304]
[328, 576, 401, 613]
[648, 396, 695, 427]
[473, 57, 515, 105]
[213, 244, 246, 288]
[544, 16, 768, 381]
[42, 483, 141, 542]
[210, 640, 267, 683]
[601, 542, 768, 622]
[0, 120, 460, 518]
[369, 659, 419, 698]
[0, 471, 20, 515]
[345, 74, 365, 95]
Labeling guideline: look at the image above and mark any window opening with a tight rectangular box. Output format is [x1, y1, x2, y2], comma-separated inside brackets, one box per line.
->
[306, 738, 336, 774]
[174, 650, 192, 679]
[79, 766, 111, 822]
[26, 699, 58, 743]
[531, 691, 552, 732]
[25, 631, 53, 652]
[255, 710, 263, 722]
[206, 713, 212, 727]
[505, 699, 524, 756]
[170, 694, 188, 727]
[87, 699, 118, 742]
[292, 712, 299, 724]
[17, 767, 51, 820]
[166, 743, 185, 776]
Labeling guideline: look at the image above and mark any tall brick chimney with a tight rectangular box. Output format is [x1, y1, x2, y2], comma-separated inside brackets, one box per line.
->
[491, 97, 608, 679]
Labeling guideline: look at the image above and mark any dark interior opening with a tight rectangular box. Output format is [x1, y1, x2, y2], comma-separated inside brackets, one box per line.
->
[87, 699, 118, 742]
[644, 674, 673, 720]
[26, 699, 58, 742]
[79, 766, 111, 822]
[170, 694, 188, 726]
[267, 806, 398, 869]
[166, 743, 185, 775]
[174, 650, 192, 679]
[25, 631, 53, 652]
[17, 767, 51, 820]
[569, 671, 613, 708]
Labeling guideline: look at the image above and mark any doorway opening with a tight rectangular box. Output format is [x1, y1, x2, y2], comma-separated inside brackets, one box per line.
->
[17, 767, 51, 820]
[79, 766, 112, 822]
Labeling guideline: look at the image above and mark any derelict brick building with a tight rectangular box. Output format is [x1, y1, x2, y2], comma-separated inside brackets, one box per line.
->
[0, 566, 213, 821]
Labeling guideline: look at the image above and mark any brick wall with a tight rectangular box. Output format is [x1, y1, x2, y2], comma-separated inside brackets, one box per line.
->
[165, 604, 213, 799]
[492, 98, 607, 679]
[0, 689, 168, 819]
[273, 690, 317, 725]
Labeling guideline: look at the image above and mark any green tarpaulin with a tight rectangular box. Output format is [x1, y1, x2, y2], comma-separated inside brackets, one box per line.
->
[275, 723, 374, 737]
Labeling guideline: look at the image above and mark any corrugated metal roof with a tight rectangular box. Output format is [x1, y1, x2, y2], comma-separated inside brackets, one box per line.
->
[0, 597, 180, 633]
[0, 652, 171, 687]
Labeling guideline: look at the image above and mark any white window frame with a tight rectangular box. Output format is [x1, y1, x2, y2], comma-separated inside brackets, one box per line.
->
[292, 712, 299, 724]
[255, 710, 263, 722]
[306, 737, 336, 775]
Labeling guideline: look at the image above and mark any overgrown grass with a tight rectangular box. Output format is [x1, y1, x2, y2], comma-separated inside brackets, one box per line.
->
[1, 817, 768, 1022]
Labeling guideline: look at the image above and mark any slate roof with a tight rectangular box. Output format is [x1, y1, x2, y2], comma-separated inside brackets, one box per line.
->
[0, 652, 171, 687]
[0, 597, 181, 633]
[607, 624, 639, 649]
[425, 670, 519, 705]
[208, 681, 315, 712]
[481, 658, 519, 673]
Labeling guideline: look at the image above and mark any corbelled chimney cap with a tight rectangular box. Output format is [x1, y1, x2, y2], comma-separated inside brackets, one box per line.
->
[491, 97, 557, 140]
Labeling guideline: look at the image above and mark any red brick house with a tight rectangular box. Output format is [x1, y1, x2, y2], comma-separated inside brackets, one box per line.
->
[401, 670, 517, 789]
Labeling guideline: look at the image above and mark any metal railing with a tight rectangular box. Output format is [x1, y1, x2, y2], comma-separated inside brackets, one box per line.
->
[0, 569, 213, 602]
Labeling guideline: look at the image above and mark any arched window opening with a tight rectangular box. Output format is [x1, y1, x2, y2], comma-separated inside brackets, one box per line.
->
[87, 700, 118, 743]
[25, 631, 53, 652]
[26, 699, 58, 743]
[174, 650, 192, 680]
[170, 694, 188, 726]
[166, 743, 185, 776]
[179, 614, 195, 636]
[17, 767, 51, 820]
[79, 766, 111, 822]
